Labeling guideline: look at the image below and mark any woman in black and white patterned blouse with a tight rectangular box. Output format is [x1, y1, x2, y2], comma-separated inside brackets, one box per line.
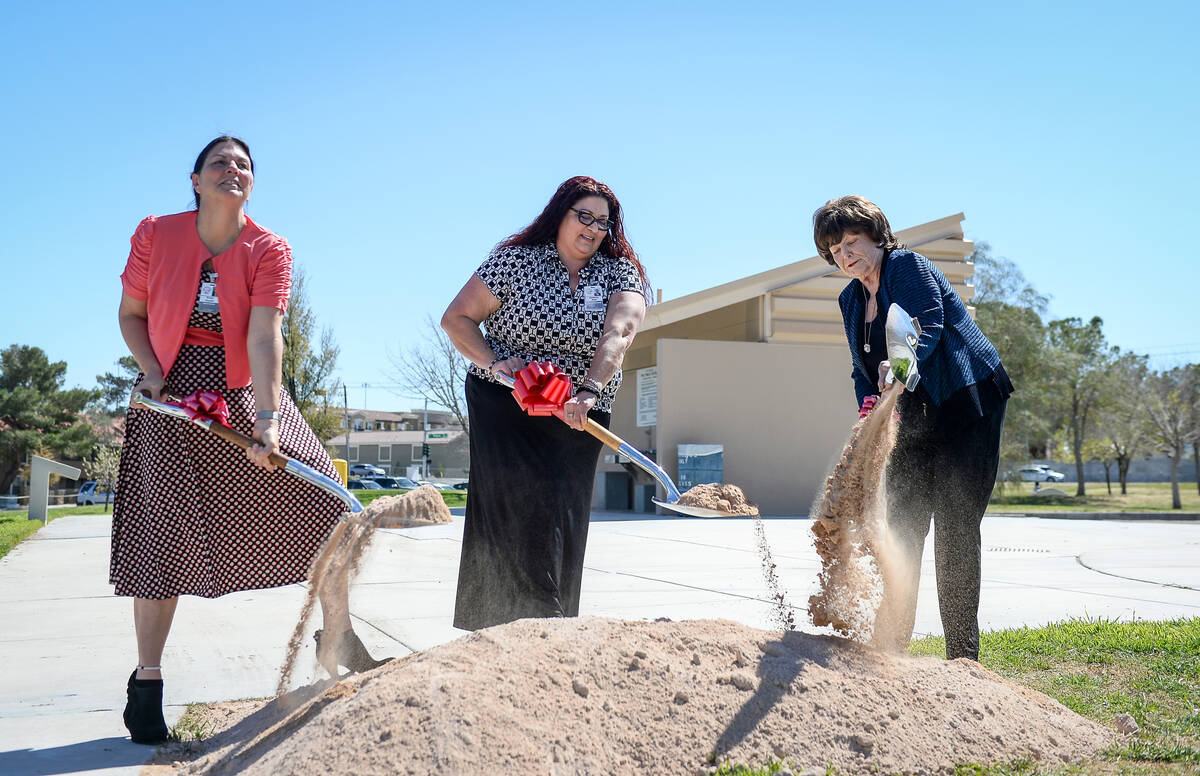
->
[442, 176, 648, 630]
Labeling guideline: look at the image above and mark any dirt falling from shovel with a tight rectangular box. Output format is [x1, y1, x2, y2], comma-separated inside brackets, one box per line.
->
[276, 486, 452, 696]
[674, 485, 795, 629]
[808, 388, 903, 644]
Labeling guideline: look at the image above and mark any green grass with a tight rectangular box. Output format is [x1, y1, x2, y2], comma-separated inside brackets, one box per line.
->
[989, 481, 1200, 513]
[718, 617, 1200, 776]
[356, 488, 466, 508]
[0, 505, 109, 560]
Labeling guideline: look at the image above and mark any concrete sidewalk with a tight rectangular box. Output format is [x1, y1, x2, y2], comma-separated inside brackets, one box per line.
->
[1, 511, 1197, 776]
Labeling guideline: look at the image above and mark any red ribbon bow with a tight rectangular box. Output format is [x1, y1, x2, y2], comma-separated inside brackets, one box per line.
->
[511, 362, 574, 416]
[175, 389, 233, 428]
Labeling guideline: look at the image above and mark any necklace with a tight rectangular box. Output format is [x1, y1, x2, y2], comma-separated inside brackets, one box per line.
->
[862, 285, 872, 353]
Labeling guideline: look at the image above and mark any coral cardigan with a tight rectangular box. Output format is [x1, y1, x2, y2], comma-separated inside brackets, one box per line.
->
[120, 211, 292, 389]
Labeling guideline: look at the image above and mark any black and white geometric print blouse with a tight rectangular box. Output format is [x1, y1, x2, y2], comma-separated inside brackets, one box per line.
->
[466, 242, 647, 412]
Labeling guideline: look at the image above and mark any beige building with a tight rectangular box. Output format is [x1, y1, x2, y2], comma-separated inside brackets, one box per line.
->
[598, 214, 976, 516]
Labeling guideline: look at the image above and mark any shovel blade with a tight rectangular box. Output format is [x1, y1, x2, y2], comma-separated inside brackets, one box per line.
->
[652, 498, 736, 518]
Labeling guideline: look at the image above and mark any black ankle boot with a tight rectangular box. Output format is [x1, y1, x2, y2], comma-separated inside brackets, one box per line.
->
[123, 670, 169, 744]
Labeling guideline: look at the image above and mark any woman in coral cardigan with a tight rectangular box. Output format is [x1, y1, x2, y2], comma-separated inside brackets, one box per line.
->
[112, 136, 383, 744]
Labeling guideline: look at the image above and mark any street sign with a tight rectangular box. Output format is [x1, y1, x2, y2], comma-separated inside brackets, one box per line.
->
[428, 432, 449, 439]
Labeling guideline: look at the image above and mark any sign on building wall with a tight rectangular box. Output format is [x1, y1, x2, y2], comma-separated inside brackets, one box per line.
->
[636, 367, 658, 427]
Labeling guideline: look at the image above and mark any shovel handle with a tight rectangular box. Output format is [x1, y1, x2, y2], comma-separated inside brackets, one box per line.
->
[582, 418, 626, 452]
[204, 422, 292, 469]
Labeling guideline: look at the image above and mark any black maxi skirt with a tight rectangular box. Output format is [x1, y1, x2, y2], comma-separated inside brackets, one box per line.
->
[453, 374, 608, 631]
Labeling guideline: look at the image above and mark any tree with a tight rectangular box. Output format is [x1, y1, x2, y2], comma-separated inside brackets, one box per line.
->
[1093, 351, 1150, 495]
[0, 345, 100, 492]
[1143, 364, 1200, 509]
[94, 355, 141, 415]
[1045, 317, 1115, 496]
[388, 314, 470, 436]
[281, 266, 343, 442]
[970, 244, 1053, 486]
[83, 444, 121, 513]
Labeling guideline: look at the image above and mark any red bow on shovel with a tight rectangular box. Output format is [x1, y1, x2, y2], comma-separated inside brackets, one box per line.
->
[510, 361, 574, 416]
[175, 390, 233, 428]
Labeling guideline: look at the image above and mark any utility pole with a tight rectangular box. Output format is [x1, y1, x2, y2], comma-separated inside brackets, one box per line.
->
[343, 382, 351, 462]
[422, 397, 430, 479]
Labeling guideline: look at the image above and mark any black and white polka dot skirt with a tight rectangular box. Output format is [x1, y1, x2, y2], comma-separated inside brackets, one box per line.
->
[109, 344, 344, 599]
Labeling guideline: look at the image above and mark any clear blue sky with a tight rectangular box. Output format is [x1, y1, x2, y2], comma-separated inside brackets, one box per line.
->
[4, 1, 1196, 410]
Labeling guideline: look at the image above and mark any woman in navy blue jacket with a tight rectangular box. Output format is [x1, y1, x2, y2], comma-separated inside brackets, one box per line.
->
[813, 195, 1013, 661]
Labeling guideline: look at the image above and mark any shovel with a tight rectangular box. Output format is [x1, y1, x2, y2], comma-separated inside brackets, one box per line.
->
[131, 393, 364, 515]
[494, 371, 732, 518]
[883, 303, 922, 391]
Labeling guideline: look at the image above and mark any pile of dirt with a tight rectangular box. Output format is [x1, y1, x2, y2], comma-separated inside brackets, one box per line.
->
[677, 483, 759, 516]
[160, 617, 1112, 776]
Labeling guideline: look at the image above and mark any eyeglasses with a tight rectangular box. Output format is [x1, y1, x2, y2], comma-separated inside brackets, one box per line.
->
[570, 207, 613, 232]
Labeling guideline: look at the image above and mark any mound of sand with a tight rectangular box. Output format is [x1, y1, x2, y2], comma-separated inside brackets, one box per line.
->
[164, 617, 1112, 776]
[363, 484, 453, 528]
[677, 483, 759, 516]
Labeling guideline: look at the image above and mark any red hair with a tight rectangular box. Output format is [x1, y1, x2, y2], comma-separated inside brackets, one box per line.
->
[501, 176, 647, 284]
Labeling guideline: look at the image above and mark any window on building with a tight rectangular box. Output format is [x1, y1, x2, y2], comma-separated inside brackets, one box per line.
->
[411, 444, 422, 461]
[354, 419, 364, 431]
[349, 446, 359, 461]
[379, 445, 391, 461]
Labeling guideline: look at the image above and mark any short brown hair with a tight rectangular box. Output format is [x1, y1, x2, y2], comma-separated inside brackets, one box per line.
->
[812, 195, 902, 265]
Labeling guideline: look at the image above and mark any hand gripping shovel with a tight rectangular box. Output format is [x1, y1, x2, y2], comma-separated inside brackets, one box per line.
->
[131, 391, 363, 515]
[496, 365, 733, 518]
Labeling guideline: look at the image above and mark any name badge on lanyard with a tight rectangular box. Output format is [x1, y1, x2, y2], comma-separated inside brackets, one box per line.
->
[197, 274, 220, 314]
[582, 285, 605, 312]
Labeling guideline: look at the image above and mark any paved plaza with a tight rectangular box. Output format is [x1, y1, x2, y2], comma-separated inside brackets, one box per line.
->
[1, 510, 1197, 776]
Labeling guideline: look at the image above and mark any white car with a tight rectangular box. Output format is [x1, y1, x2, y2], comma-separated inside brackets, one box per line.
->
[348, 463, 386, 477]
[77, 481, 115, 505]
[1016, 465, 1065, 483]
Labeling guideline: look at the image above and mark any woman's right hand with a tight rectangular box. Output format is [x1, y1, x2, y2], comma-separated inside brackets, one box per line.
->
[130, 370, 167, 407]
[488, 356, 526, 380]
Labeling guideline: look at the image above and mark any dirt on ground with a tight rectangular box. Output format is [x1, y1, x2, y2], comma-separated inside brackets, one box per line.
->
[145, 616, 1113, 776]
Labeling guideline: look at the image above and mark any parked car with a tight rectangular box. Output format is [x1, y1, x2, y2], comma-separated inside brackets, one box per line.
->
[347, 478, 384, 490]
[365, 476, 418, 489]
[76, 481, 115, 506]
[349, 463, 386, 477]
[451, 481, 469, 491]
[1016, 465, 1065, 483]
[418, 480, 453, 491]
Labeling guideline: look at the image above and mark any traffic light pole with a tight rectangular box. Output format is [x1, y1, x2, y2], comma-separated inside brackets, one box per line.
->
[422, 397, 429, 479]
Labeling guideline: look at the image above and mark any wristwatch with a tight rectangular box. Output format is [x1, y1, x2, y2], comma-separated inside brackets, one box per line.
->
[256, 410, 280, 421]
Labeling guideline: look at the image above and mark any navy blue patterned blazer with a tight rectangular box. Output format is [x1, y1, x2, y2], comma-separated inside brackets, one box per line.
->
[838, 249, 1002, 408]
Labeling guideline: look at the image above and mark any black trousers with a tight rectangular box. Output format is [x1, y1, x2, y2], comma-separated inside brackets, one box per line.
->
[453, 375, 607, 631]
[881, 400, 1007, 660]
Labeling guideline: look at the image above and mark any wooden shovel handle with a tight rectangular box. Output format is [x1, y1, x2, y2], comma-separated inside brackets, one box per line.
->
[206, 422, 292, 469]
[582, 418, 627, 453]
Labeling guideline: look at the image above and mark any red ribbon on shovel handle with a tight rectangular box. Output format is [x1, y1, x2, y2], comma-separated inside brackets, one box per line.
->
[175, 390, 233, 428]
[511, 362, 574, 416]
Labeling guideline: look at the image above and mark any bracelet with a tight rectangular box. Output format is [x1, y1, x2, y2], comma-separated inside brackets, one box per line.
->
[256, 410, 280, 421]
[577, 376, 604, 396]
[574, 386, 598, 398]
[488, 356, 505, 372]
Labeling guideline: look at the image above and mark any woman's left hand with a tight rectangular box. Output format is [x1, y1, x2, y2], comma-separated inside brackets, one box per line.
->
[247, 418, 281, 471]
[560, 391, 597, 431]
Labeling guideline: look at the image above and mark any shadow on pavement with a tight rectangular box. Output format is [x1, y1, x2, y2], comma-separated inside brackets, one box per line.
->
[0, 737, 149, 776]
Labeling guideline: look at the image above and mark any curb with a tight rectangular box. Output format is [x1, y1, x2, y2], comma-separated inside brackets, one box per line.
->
[988, 511, 1200, 521]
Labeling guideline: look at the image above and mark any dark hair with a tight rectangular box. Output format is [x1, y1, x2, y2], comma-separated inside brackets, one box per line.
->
[812, 195, 902, 265]
[501, 176, 647, 284]
[191, 135, 254, 209]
